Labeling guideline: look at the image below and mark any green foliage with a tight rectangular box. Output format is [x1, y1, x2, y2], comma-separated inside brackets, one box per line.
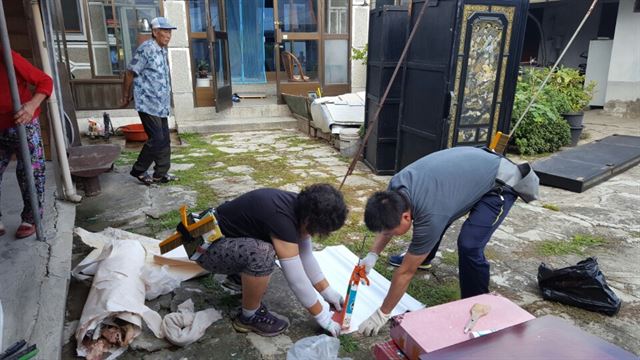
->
[352, 44, 368, 65]
[547, 67, 595, 114]
[512, 68, 571, 155]
[536, 233, 607, 256]
[542, 203, 560, 211]
[197, 59, 209, 78]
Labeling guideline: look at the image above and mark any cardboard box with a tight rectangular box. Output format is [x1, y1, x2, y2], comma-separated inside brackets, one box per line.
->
[390, 293, 535, 360]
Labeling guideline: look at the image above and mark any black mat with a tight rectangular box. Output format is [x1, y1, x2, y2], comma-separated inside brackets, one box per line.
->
[532, 134, 640, 193]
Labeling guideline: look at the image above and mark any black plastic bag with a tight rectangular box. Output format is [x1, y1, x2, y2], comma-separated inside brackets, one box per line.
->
[537, 257, 621, 316]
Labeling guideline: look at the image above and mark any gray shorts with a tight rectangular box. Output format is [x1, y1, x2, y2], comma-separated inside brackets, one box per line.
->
[196, 237, 276, 277]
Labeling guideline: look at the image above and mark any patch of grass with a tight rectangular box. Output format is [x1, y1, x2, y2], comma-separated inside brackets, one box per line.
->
[542, 203, 560, 211]
[114, 150, 139, 166]
[374, 256, 460, 307]
[147, 209, 181, 234]
[630, 231, 640, 238]
[338, 334, 360, 353]
[536, 233, 607, 256]
[441, 250, 458, 266]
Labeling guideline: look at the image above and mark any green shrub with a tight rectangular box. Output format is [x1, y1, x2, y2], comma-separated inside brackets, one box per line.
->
[548, 67, 595, 114]
[352, 44, 368, 65]
[511, 68, 571, 155]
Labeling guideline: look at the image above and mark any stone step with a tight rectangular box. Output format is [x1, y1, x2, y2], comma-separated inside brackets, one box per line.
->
[234, 83, 278, 96]
[193, 103, 291, 121]
[177, 116, 298, 134]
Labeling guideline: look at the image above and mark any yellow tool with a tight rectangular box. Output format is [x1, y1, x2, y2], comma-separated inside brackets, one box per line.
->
[159, 205, 223, 255]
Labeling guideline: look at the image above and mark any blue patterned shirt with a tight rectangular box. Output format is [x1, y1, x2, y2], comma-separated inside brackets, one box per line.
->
[128, 39, 171, 117]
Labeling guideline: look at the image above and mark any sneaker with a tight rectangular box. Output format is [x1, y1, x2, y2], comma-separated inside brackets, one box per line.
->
[15, 223, 36, 239]
[232, 303, 289, 337]
[388, 252, 432, 270]
[221, 274, 242, 294]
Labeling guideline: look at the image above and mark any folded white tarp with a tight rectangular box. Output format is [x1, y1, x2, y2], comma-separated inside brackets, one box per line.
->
[310, 92, 365, 134]
[75, 240, 163, 359]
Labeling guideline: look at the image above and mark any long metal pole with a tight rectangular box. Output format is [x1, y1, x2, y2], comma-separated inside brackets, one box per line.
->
[0, 0, 45, 240]
[339, 1, 429, 190]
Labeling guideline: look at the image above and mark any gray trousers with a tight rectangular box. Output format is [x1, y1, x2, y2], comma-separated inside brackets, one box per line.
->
[131, 111, 171, 178]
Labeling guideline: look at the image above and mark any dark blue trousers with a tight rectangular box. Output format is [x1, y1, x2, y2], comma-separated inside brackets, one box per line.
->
[457, 186, 517, 298]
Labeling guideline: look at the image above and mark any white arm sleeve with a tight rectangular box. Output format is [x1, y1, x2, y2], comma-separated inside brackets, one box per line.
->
[298, 237, 326, 285]
[280, 255, 320, 308]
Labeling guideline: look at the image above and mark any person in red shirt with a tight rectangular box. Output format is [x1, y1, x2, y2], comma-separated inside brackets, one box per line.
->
[0, 49, 52, 239]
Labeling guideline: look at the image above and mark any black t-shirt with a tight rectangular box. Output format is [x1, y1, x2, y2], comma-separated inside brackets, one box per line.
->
[216, 188, 301, 244]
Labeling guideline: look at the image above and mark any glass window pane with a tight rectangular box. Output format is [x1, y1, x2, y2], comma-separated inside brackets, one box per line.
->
[192, 39, 211, 83]
[190, 0, 207, 32]
[86, 0, 160, 77]
[325, 0, 348, 34]
[324, 39, 348, 84]
[214, 40, 231, 87]
[278, 0, 318, 32]
[210, 0, 220, 30]
[281, 40, 318, 81]
[61, 0, 82, 32]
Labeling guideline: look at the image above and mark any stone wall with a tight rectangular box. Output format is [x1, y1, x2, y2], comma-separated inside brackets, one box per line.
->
[164, 0, 197, 125]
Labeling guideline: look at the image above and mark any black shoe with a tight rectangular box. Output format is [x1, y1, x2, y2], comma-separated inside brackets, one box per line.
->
[232, 304, 289, 337]
[130, 171, 153, 186]
[153, 173, 179, 183]
[388, 252, 433, 270]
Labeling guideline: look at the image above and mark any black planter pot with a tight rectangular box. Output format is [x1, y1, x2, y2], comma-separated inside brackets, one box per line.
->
[569, 125, 584, 147]
[562, 112, 584, 127]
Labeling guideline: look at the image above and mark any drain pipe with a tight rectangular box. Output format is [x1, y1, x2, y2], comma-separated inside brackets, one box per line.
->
[34, 0, 82, 203]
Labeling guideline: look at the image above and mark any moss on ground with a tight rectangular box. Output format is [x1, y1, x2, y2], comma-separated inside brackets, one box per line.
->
[536, 233, 607, 256]
[339, 334, 360, 353]
[542, 203, 560, 211]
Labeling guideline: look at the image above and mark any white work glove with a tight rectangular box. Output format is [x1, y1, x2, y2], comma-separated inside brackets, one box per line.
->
[358, 308, 391, 336]
[320, 286, 344, 312]
[360, 252, 379, 275]
[314, 301, 342, 337]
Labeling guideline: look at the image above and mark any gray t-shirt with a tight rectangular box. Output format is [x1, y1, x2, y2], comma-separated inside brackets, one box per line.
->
[388, 147, 501, 255]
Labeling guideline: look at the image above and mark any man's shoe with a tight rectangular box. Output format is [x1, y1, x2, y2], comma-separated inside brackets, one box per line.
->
[130, 171, 153, 186]
[388, 252, 432, 270]
[153, 173, 179, 183]
[232, 304, 289, 337]
[15, 223, 36, 239]
[221, 274, 242, 294]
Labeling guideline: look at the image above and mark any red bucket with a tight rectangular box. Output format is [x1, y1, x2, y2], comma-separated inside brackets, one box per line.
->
[120, 124, 148, 142]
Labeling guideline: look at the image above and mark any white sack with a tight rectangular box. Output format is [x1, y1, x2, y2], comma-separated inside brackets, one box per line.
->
[75, 240, 163, 358]
[161, 299, 222, 347]
[72, 227, 207, 300]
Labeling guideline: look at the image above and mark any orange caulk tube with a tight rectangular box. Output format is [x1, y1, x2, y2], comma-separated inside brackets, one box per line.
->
[332, 263, 370, 330]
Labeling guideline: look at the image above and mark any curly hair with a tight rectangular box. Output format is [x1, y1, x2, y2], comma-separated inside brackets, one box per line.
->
[364, 190, 410, 232]
[295, 183, 348, 237]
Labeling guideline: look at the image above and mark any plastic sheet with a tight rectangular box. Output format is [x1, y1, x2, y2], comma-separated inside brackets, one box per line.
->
[286, 335, 351, 360]
[537, 257, 622, 316]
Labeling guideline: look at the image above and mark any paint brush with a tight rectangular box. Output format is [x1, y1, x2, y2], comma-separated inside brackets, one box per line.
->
[463, 303, 491, 334]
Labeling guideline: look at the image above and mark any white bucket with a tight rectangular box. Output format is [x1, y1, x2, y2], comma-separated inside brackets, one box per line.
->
[339, 128, 361, 158]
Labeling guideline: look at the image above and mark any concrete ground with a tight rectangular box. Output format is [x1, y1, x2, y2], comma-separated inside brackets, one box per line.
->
[0, 164, 75, 359]
[62, 109, 639, 359]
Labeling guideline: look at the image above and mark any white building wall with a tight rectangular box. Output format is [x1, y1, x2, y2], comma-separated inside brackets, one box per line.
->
[604, 0, 640, 117]
[351, 1, 370, 92]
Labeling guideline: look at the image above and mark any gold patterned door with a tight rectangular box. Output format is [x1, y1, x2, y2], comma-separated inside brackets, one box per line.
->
[448, 4, 516, 148]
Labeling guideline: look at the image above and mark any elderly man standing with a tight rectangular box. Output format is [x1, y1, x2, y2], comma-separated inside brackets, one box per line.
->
[122, 17, 178, 185]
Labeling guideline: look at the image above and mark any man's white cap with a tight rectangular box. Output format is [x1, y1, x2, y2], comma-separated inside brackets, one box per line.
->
[150, 17, 177, 30]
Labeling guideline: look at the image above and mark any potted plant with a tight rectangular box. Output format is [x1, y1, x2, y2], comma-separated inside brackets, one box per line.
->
[196, 59, 210, 87]
[549, 67, 595, 128]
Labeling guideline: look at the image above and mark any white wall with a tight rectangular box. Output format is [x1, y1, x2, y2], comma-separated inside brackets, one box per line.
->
[604, 0, 640, 115]
[351, 2, 370, 92]
[536, 0, 603, 68]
